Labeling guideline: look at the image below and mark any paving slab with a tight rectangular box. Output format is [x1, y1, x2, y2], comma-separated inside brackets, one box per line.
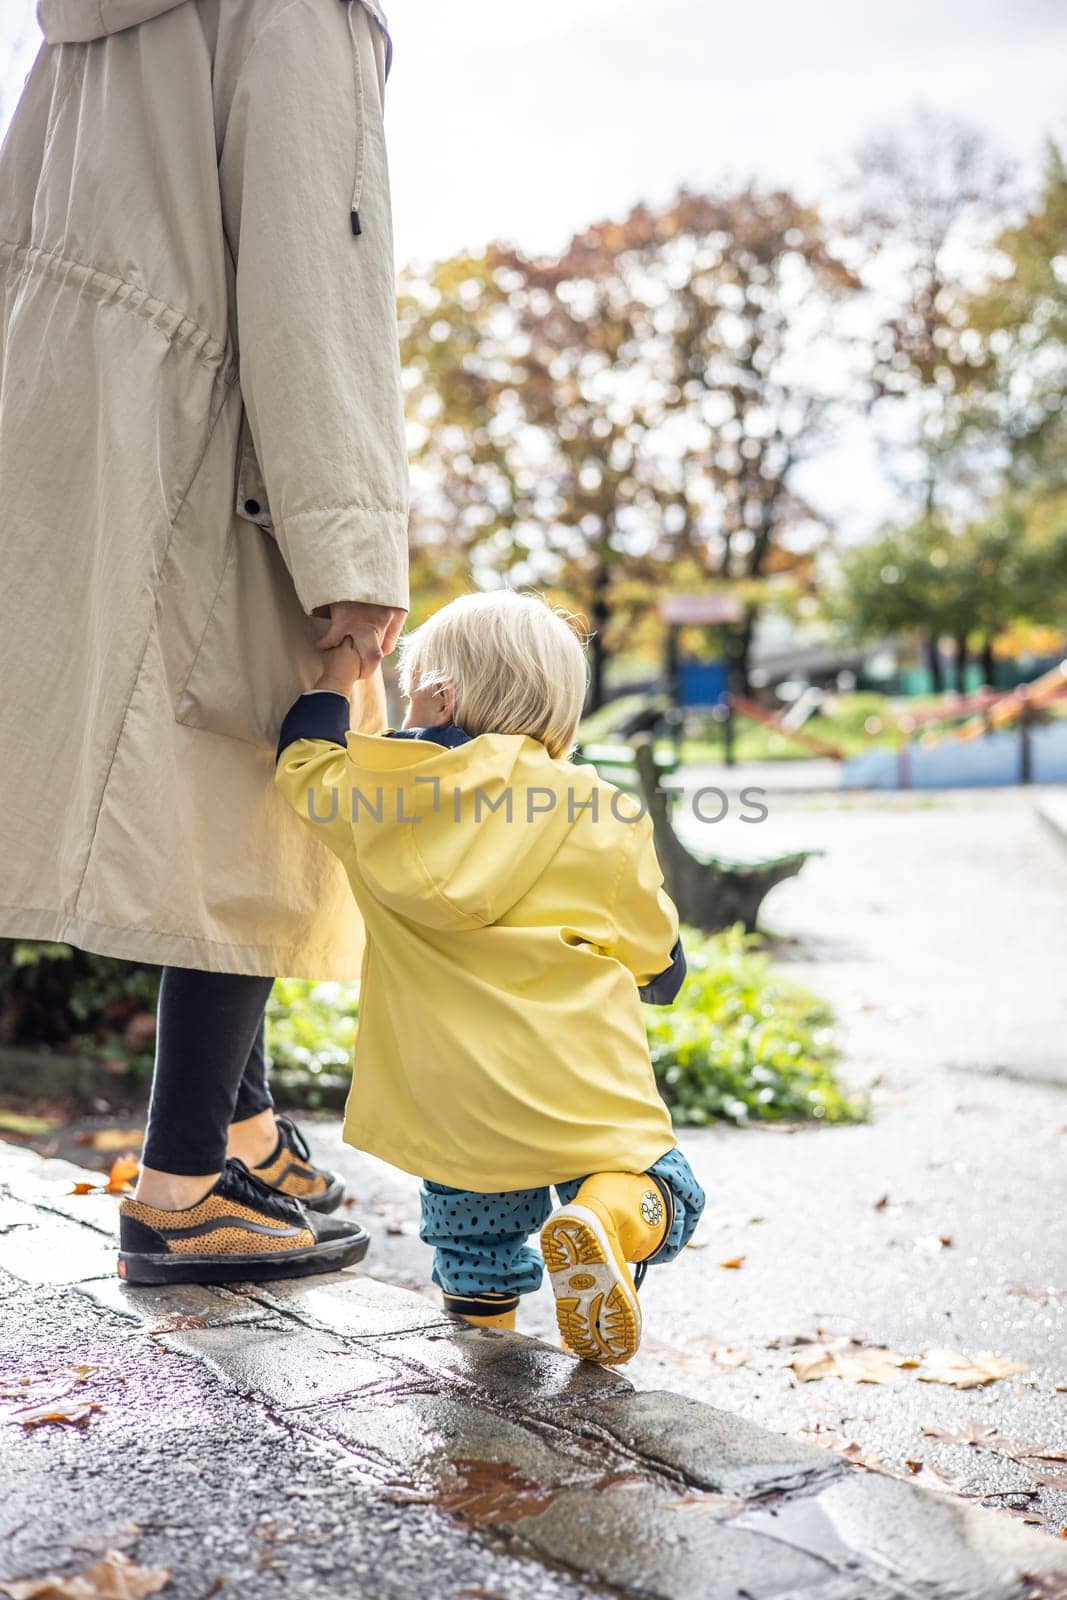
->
[510, 1479, 842, 1600]
[577, 1389, 844, 1498]
[3, 1147, 1067, 1600]
[247, 1271, 456, 1339]
[315, 1389, 617, 1487]
[160, 1323, 403, 1411]
[0, 1210, 118, 1283]
[734, 1469, 1067, 1600]
[75, 1274, 272, 1330]
[387, 1326, 634, 1408]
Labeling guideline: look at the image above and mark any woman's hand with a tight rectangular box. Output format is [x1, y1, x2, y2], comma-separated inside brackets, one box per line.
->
[315, 600, 406, 676]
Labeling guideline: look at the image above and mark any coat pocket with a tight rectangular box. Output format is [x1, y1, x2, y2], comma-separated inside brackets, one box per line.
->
[173, 516, 327, 751]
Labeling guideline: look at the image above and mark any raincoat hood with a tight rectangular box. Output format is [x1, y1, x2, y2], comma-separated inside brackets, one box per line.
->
[38, 0, 187, 42]
[343, 732, 583, 932]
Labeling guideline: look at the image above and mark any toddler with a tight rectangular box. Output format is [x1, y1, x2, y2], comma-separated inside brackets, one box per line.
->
[274, 590, 704, 1364]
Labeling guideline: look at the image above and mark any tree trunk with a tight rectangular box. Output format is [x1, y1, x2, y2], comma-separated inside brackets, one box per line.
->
[980, 637, 997, 687]
[586, 578, 611, 712]
[954, 635, 969, 694]
[924, 635, 944, 695]
[733, 613, 755, 698]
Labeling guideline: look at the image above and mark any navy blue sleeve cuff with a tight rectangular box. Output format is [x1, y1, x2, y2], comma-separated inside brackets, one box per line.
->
[638, 938, 687, 1005]
[276, 693, 351, 762]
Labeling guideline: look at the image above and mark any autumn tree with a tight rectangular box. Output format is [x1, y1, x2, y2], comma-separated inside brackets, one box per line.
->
[847, 108, 1014, 514]
[964, 139, 1067, 494]
[400, 187, 861, 703]
[831, 510, 1067, 690]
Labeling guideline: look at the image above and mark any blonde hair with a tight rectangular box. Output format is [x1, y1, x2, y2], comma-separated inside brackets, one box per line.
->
[397, 591, 589, 759]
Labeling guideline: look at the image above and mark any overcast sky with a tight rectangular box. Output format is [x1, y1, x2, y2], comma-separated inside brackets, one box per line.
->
[3, 0, 1065, 539]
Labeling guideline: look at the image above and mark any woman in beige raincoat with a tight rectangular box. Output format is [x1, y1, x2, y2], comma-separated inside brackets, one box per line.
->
[0, 0, 409, 1279]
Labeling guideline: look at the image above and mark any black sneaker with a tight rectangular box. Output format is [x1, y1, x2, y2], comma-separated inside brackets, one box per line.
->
[118, 1159, 368, 1286]
[251, 1115, 344, 1213]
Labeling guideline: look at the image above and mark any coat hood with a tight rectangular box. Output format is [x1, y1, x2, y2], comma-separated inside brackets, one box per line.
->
[38, 0, 187, 42]
[343, 732, 585, 932]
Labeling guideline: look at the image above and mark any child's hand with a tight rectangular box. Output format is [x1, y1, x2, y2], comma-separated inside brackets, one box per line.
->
[314, 637, 362, 696]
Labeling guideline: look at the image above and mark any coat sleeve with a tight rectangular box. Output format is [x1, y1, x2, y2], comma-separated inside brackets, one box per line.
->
[219, 0, 409, 616]
[608, 813, 683, 994]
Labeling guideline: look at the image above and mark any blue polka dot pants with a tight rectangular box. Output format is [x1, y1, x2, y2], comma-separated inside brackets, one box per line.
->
[419, 1146, 705, 1311]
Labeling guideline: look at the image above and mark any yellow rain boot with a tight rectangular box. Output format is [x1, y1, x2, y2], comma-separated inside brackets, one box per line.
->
[442, 1292, 517, 1331]
[540, 1172, 671, 1366]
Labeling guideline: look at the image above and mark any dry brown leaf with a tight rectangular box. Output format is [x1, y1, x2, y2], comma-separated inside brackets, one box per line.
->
[105, 1157, 140, 1194]
[0, 1551, 170, 1598]
[77, 1130, 144, 1154]
[922, 1424, 999, 1446]
[718, 1256, 745, 1270]
[14, 1398, 100, 1430]
[789, 1340, 913, 1385]
[704, 1344, 750, 1371]
[1007, 1283, 1062, 1305]
[923, 1425, 1067, 1465]
[873, 1194, 890, 1210]
[918, 1347, 1028, 1389]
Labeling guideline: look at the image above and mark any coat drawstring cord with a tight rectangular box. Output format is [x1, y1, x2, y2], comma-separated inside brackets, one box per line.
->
[345, 0, 366, 236]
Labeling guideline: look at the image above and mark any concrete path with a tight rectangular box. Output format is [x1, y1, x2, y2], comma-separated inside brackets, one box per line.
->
[295, 787, 1067, 1544]
[1, 1141, 1066, 1600]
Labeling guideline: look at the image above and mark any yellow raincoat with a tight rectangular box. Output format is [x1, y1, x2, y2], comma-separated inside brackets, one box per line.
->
[275, 729, 679, 1191]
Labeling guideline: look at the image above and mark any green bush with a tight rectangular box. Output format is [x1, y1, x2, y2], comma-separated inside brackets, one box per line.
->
[648, 926, 863, 1124]
[0, 941, 159, 1076]
[266, 977, 359, 1075]
[3, 929, 860, 1127]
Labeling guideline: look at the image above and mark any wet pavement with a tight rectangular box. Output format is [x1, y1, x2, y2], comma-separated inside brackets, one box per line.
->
[1, 1139, 1066, 1599]
[2, 789, 1066, 1597]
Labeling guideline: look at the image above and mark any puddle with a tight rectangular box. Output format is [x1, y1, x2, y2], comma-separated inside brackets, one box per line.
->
[394, 1458, 557, 1529]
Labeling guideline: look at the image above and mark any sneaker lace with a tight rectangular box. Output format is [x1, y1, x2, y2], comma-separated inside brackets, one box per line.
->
[222, 1158, 307, 1223]
[275, 1115, 312, 1163]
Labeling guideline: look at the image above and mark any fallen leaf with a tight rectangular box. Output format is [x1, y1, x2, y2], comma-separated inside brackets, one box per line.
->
[707, 1344, 750, 1371]
[873, 1194, 890, 1211]
[918, 1348, 1028, 1389]
[922, 1425, 1067, 1465]
[1056, 1382, 1067, 1392]
[105, 1156, 140, 1194]
[0, 1551, 169, 1598]
[14, 1398, 100, 1430]
[718, 1256, 745, 1270]
[75, 1130, 144, 1153]
[922, 1424, 999, 1446]
[911, 1461, 980, 1496]
[0, 1111, 61, 1136]
[68, 1183, 99, 1196]
[1007, 1284, 1062, 1305]
[789, 1339, 914, 1385]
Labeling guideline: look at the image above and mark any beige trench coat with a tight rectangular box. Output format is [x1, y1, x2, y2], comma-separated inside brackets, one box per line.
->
[0, 0, 409, 979]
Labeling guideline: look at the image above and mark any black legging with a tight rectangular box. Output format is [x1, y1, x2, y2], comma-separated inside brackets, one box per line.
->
[141, 967, 276, 1175]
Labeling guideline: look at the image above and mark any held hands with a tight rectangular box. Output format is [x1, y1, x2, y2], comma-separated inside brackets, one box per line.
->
[313, 600, 406, 694]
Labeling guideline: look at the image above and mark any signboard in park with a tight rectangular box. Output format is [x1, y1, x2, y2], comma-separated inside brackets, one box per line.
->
[659, 592, 744, 625]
